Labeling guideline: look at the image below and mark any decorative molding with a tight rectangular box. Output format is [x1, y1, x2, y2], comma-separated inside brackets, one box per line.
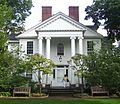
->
[16, 36, 37, 39]
[36, 12, 86, 31]
[78, 36, 84, 40]
[45, 36, 51, 40]
[36, 30, 83, 32]
[38, 37, 43, 40]
[70, 36, 76, 40]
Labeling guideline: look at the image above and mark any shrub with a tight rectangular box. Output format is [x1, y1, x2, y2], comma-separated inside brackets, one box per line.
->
[0, 92, 11, 97]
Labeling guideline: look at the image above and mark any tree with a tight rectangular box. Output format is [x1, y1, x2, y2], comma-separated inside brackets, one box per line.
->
[85, 47, 120, 95]
[71, 54, 88, 95]
[0, 1, 33, 93]
[25, 54, 55, 94]
[85, 0, 120, 42]
[0, 49, 29, 92]
[0, 0, 33, 33]
[0, 0, 33, 54]
[0, 3, 12, 55]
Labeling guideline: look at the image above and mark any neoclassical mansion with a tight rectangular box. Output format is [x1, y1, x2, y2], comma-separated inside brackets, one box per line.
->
[8, 6, 103, 87]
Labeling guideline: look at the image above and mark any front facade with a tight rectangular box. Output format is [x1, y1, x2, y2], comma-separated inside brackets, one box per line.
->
[8, 6, 102, 87]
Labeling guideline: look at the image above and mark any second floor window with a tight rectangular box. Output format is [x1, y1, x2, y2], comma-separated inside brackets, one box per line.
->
[87, 41, 94, 55]
[27, 41, 33, 54]
[57, 43, 64, 55]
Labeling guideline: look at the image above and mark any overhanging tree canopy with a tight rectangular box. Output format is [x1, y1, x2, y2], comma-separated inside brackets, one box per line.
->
[0, 0, 33, 33]
[0, 3, 12, 55]
[25, 54, 55, 94]
[85, 0, 120, 42]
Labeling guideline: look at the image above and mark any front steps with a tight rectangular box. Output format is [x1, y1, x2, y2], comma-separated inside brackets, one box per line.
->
[49, 87, 73, 96]
[42, 86, 81, 96]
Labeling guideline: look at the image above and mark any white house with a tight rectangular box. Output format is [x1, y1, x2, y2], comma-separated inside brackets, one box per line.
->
[8, 6, 103, 87]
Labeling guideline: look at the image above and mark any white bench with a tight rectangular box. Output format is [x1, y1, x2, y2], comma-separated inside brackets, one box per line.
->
[13, 87, 31, 97]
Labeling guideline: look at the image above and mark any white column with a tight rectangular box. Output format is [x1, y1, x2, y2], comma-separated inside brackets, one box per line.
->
[45, 37, 51, 59]
[38, 37, 43, 55]
[70, 36, 76, 56]
[78, 36, 84, 54]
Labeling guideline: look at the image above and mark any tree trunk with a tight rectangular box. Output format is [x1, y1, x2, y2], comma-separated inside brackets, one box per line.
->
[38, 70, 42, 94]
[46, 74, 48, 84]
[81, 74, 84, 96]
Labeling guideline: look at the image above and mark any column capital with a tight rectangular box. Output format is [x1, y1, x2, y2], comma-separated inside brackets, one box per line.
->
[70, 36, 76, 40]
[78, 36, 84, 39]
[45, 36, 51, 40]
[38, 36, 43, 40]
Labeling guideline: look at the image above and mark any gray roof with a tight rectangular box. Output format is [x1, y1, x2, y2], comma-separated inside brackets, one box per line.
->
[86, 25, 98, 31]
[8, 33, 19, 40]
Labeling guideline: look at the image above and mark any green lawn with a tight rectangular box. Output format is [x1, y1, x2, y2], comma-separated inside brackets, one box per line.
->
[0, 99, 120, 104]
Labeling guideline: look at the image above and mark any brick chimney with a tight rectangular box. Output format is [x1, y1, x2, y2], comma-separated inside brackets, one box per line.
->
[69, 6, 79, 22]
[42, 6, 52, 21]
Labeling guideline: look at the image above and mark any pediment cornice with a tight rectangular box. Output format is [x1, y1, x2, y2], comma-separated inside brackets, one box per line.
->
[35, 12, 86, 31]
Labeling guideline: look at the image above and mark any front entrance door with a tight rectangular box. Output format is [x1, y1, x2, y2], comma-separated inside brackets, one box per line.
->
[56, 68, 65, 86]
[51, 66, 69, 87]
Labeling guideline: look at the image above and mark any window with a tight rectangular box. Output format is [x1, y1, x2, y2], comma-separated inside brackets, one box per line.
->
[26, 70, 32, 79]
[87, 41, 94, 55]
[53, 69, 55, 78]
[66, 69, 68, 76]
[57, 43, 64, 55]
[27, 41, 33, 54]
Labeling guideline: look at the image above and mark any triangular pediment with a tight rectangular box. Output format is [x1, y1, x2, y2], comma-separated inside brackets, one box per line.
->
[36, 12, 86, 31]
[17, 12, 103, 38]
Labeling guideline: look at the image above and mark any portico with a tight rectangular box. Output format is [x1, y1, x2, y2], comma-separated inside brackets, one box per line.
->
[37, 32, 84, 60]
[36, 31, 84, 86]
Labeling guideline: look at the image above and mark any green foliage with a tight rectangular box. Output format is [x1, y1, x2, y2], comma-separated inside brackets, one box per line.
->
[0, 2, 12, 28]
[84, 47, 120, 94]
[26, 54, 55, 73]
[28, 81, 38, 93]
[25, 54, 55, 94]
[0, 48, 30, 92]
[0, 3, 12, 55]
[71, 54, 88, 95]
[0, 0, 32, 93]
[30, 54, 55, 73]
[0, 0, 33, 33]
[71, 44, 120, 95]
[85, 0, 120, 41]
[0, 0, 33, 55]
[0, 92, 11, 97]
[71, 54, 88, 77]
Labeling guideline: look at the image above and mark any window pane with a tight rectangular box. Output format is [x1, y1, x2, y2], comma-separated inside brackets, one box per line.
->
[57, 43, 64, 55]
[27, 41, 33, 54]
[87, 41, 94, 55]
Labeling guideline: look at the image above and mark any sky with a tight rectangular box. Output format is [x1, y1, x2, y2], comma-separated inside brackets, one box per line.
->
[25, 0, 107, 36]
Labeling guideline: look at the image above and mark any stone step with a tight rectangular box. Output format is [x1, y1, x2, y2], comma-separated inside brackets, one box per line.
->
[49, 87, 75, 96]
[42, 86, 81, 96]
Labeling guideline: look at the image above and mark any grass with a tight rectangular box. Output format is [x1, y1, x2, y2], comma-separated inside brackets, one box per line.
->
[0, 98, 120, 104]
